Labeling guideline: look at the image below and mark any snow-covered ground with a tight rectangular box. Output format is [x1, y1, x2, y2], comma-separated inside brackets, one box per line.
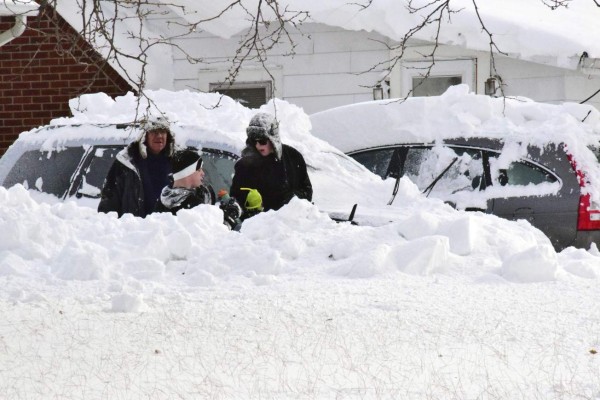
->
[1, 88, 600, 399]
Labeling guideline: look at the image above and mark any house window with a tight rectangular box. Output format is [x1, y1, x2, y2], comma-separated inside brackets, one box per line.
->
[412, 76, 463, 97]
[401, 59, 475, 97]
[209, 81, 272, 109]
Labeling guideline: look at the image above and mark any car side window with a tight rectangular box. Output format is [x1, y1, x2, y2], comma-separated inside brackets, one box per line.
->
[3, 148, 85, 198]
[497, 161, 558, 186]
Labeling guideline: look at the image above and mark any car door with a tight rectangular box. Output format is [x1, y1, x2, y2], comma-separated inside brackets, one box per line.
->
[487, 152, 578, 248]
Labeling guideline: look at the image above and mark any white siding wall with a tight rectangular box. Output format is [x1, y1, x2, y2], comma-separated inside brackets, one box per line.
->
[497, 57, 600, 110]
[393, 44, 600, 111]
[145, 10, 600, 114]
[167, 23, 393, 114]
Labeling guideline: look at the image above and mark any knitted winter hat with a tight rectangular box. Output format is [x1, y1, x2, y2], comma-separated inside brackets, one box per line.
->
[170, 148, 203, 181]
[137, 116, 175, 158]
[240, 187, 263, 211]
[246, 112, 283, 160]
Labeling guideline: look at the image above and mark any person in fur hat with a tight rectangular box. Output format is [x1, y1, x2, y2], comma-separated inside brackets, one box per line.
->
[98, 116, 175, 217]
[155, 148, 242, 230]
[230, 112, 312, 217]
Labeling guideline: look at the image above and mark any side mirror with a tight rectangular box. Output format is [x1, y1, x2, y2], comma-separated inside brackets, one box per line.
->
[498, 169, 509, 186]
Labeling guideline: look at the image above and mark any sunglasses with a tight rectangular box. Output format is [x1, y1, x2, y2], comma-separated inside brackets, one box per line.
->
[253, 138, 269, 146]
[147, 129, 169, 136]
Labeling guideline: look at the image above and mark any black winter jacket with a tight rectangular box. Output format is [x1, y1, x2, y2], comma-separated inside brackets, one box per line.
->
[98, 143, 171, 217]
[230, 144, 312, 213]
[155, 185, 241, 230]
[154, 185, 215, 214]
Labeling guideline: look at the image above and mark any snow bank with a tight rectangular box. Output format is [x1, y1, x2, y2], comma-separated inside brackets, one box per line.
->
[1, 183, 597, 312]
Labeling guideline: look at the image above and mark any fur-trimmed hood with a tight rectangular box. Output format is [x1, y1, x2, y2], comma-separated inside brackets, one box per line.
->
[137, 116, 175, 159]
[245, 112, 283, 160]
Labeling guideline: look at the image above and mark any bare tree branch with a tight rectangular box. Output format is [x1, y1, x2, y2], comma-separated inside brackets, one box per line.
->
[355, 0, 462, 98]
[7, 0, 598, 115]
[541, 0, 572, 9]
[470, 0, 507, 97]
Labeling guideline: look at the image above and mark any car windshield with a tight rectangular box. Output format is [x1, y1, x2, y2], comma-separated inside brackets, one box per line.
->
[76, 146, 238, 199]
[77, 146, 123, 198]
[2, 142, 239, 203]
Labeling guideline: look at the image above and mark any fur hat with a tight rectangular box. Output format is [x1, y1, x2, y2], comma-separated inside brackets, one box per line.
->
[137, 116, 175, 158]
[246, 112, 283, 160]
[170, 148, 203, 181]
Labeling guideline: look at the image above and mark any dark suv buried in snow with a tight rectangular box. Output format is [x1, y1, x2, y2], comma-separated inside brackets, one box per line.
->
[310, 97, 600, 251]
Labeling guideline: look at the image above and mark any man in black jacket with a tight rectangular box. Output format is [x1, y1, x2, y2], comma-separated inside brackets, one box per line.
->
[98, 116, 174, 217]
[230, 112, 312, 218]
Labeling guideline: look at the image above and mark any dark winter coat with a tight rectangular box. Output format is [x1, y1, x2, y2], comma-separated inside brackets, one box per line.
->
[230, 143, 312, 213]
[98, 142, 172, 217]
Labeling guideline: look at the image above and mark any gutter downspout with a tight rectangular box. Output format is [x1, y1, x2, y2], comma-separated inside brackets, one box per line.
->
[0, 14, 27, 47]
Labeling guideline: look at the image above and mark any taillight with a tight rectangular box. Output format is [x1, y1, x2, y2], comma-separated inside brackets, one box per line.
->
[578, 193, 600, 230]
[569, 153, 600, 230]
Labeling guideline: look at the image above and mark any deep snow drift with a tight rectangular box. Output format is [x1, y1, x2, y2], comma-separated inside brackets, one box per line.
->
[1, 88, 600, 398]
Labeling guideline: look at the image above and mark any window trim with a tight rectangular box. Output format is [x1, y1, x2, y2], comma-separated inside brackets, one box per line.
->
[209, 80, 273, 106]
[401, 59, 475, 97]
[348, 142, 562, 189]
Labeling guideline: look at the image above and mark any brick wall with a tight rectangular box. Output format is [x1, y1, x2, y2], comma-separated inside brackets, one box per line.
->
[0, 6, 132, 155]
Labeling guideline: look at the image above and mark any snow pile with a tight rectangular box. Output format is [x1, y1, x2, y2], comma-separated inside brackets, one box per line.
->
[2, 88, 600, 398]
[0, 179, 596, 310]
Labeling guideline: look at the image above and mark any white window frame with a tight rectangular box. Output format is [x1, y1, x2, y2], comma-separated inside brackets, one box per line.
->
[209, 80, 273, 104]
[400, 59, 475, 97]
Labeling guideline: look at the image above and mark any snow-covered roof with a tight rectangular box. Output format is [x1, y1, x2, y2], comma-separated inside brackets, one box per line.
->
[53, 0, 600, 89]
[146, 0, 600, 67]
[301, 0, 600, 70]
[0, 0, 38, 16]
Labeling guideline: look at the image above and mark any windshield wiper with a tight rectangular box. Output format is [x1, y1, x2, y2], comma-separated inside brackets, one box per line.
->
[387, 147, 408, 206]
[422, 157, 458, 197]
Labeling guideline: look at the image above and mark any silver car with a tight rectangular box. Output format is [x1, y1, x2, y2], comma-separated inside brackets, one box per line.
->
[0, 124, 240, 205]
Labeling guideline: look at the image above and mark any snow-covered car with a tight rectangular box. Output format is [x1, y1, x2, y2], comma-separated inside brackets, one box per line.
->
[310, 86, 600, 250]
[0, 123, 240, 206]
[0, 111, 378, 226]
[0, 89, 399, 225]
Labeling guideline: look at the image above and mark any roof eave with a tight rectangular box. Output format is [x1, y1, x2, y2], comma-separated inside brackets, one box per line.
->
[0, 1, 40, 17]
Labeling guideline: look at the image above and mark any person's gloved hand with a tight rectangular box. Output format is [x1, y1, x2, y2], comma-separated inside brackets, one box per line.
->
[220, 197, 242, 221]
[219, 195, 242, 230]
